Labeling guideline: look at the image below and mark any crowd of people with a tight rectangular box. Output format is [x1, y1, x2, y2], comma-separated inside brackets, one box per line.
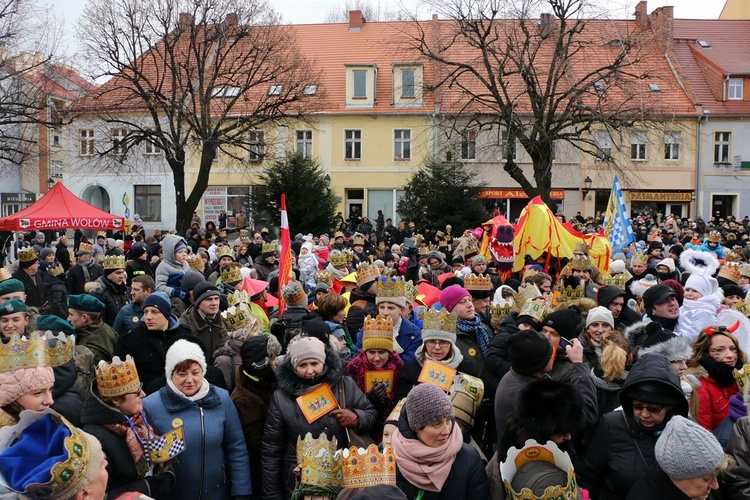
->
[1, 209, 750, 499]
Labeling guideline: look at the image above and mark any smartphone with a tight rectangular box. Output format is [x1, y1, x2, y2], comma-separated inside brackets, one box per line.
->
[559, 337, 573, 349]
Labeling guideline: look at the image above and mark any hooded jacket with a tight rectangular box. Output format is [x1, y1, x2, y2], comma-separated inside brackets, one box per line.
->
[75, 318, 118, 366]
[179, 304, 228, 364]
[597, 286, 640, 329]
[154, 235, 190, 296]
[89, 275, 130, 326]
[578, 355, 689, 500]
[66, 259, 104, 295]
[347, 287, 378, 336]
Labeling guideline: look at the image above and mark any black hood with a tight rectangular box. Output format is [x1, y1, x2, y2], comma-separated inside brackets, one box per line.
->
[619, 354, 688, 418]
[80, 385, 129, 426]
[275, 345, 344, 396]
[596, 286, 627, 308]
[349, 287, 376, 303]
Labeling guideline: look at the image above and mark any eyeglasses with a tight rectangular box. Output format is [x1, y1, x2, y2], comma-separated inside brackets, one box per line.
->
[631, 402, 665, 413]
[126, 382, 144, 396]
[425, 340, 451, 348]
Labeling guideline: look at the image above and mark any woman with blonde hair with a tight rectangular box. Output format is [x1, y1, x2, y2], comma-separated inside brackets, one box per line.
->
[591, 329, 632, 416]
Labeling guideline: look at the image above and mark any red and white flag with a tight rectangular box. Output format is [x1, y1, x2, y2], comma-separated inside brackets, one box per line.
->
[277, 194, 293, 315]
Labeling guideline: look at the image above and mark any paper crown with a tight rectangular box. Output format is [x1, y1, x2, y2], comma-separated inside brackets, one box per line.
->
[404, 280, 418, 304]
[227, 289, 251, 307]
[282, 282, 307, 304]
[217, 246, 236, 260]
[18, 248, 36, 263]
[735, 363, 750, 391]
[239, 229, 249, 242]
[343, 248, 355, 263]
[422, 307, 458, 333]
[514, 282, 542, 307]
[708, 230, 722, 243]
[341, 444, 397, 489]
[739, 263, 750, 278]
[724, 248, 742, 263]
[718, 263, 742, 285]
[522, 268, 539, 281]
[221, 303, 254, 332]
[0, 268, 12, 282]
[218, 230, 227, 238]
[491, 296, 514, 322]
[352, 234, 365, 246]
[464, 243, 478, 256]
[96, 230, 107, 237]
[464, 274, 493, 291]
[314, 270, 334, 286]
[103, 254, 126, 271]
[220, 266, 243, 284]
[362, 315, 394, 352]
[518, 298, 551, 324]
[559, 281, 585, 302]
[568, 255, 591, 271]
[296, 433, 342, 488]
[574, 240, 590, 255]
[95, 355, 141, 398]
[450, 372, 485, 404]
[262, 240, 278, 254]
[376, 276, 407, 300]
[333, 231, 344, 239]
[187, 254, 204, 269]
[46, 263, 64, 278]
[329, 250, 347, 268]
[77, 242, 93, 254]
[631, 252, 648, 266]
[501, 440, 579, 500]
[417, 246, 430, 256]
[356, 262, 380, 287]
[0, 331, 75, 374]
[602, 269, 632, 290]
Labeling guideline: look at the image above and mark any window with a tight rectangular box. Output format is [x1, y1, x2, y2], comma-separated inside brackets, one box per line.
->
[353, 70, 367, 98]
[631, 130, 646, 161]
[144, 139, 160, 156]
[269, 84, 283, 96]
[664, 131, 681, 160]
[401, 68, 415, 98]
[394, 129, 411, 159]
[714, 132, 731, 164]
[50, 161, 63, 178]
[648, 83, 660, 92]
[595, 131, 612, 159]
[134, 185, 161, 221]
[303, 84, 318, 96]
[110, 128, 128, 156]
[728, 78, 743, 100]
[212, 85, 240, 98]
[248, 131, 265, 162]
[79, 129, 95, 156]
[296, 130, 312, 159]
[51, 128, 61, 148]
[501, 131, 517, 161]
[461, 130, 476, 160]
[345, 129, 362, 160]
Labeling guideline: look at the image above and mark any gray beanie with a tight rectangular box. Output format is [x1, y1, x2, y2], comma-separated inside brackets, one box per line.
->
[405, 383, 454, 431]
[655, 416, 725, 480]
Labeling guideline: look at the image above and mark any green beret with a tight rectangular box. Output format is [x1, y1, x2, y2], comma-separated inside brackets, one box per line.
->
[36, 314, 75, 336]
[0, 279, 25, 297]
[68, 294, 105, 313]
[0, 298, 27, 316]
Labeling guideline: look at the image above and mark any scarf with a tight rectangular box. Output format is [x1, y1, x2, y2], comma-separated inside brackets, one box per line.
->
[167, 378, 212, 402]
[391, 422, 464, 492]
[326, 262, 345, 280]
[103, 412, 153, 477]
[700, 355, 741, 388]
[681, 295, 721, 314]
[457, 315, 492, 356]
[392, 317, 404, 355]
[415, 344, 464, 370]
[107, 278, 129, 294]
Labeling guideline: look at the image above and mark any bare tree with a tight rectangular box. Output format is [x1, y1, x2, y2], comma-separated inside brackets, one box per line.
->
[408, 0, 676, 209]
[75, 0, 318, 232]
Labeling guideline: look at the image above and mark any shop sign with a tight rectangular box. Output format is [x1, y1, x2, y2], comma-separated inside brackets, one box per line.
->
[479, 189, 565, 199]
[629, 192, 692, 202]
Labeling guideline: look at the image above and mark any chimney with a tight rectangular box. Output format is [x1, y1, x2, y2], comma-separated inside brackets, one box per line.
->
[651, 6, 674, 51]
[349, 10, 363, 32]
[224, 13, 237, 28]
[178, 13, 194, 30]
[539, 13, 555, 38]
[634, 1, 648, 29]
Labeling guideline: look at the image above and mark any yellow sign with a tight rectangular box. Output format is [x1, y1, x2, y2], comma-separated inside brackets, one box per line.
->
[365, 370, 395, 395]
[145, 426, 186, 463]
[296, 383, 339, 424]
[417, 359, 457, 392]
[629, 192, 692, 202]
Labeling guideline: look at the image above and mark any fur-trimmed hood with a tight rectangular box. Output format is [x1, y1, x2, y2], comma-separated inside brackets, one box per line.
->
[623, 319, 652, 343]
[554, 296, 598, 314]
[639, 335, 692, 362]
[275, 345, 344, 396]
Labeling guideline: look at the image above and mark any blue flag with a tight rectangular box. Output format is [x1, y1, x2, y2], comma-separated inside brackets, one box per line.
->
[603, 175, 634, 254]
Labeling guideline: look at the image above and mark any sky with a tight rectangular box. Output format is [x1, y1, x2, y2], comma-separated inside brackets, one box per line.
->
[48, 0, 726, 60]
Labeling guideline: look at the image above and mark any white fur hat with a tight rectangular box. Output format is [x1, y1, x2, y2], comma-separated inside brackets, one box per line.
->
[165, 339, 207, 378]
[684, 273, 718, 298]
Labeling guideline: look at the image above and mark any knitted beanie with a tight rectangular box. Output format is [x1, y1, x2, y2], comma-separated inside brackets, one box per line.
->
[655, 416, 725, 480]
[543, 308, 582, 337]
[507, 330, 553, 376]
[165, 339, 207, 378]
[241, 335, 282, 371]
[193, 281, 220, 307]
[142, 291, 172, 319]
[0, 367, 55, 407]
[362, 315, 394, 353]
[181, 271, 206, 292]
[288, 336, 327, 370]
[405, 383, 454, 431]
[440, 285, 470, 313]
[421, 325, 457, 345]
[585, 306, 614, 329]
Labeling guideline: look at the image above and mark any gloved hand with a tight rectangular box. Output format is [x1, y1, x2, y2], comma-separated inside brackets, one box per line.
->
[331, 409, 360, 429]
[166, 272, 185, 288]
[146, 471, 176, 497]
[366, 382, 388, 406]
[171, 287, 188, 301]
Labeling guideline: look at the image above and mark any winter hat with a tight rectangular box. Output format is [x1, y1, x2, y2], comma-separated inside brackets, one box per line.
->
[301, 319, 332, 345]
[142, 291, 172, 319]
[181, 271, 206, 292]
[405, 383, 454, 431]
[642, 284, 676, 313]
[596, 285, 627, 308]
[684, 273, 718, 298]
[241, 334, 282, 381]
[609, 259, 626, 274]
[165, 339, 207, 378]
[39, 248, 55, 260]
[517, 378, 583, 438]
[543, 308, 582, 338]
[655, 416, 725, 480]
[301, 241, 314, 255]
[655, 258, 676, 273]
[585, 306, 614, 329]
[130, 245, 147, 260]
[67, 294, 105, 314]
[282, 281, 307, 307]
[362, 314, 394, 353]
[440, 285, 470, 313]
[173, 239, 187, 253]
[508, 330, 553, 376]
[314, 282, 331, 294]
[288, 336, 327, 370]
[0, 366, 55, 408]
[722, 284, 745, 299]
[639, 325, 692, 362]
[471, 255, 487, 267]
[192, 281, 220, 307]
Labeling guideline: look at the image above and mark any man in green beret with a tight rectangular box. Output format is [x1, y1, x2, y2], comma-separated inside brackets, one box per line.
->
[67, 294, 118, 365]
[0, 279, 39, 332]
[0, 298, 28, 339]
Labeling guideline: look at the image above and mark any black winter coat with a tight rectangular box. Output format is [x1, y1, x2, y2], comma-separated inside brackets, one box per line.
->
[66, 261, 104, 295]
[56, 241, 71, 271]
[12, 268, 47, 309]
[81, 388, 175, 499]
[52, 359, 84, 427]
[346, 287, 378, 336]
[90, 276, 130, 326]
[724, 416, 750, 499]
[484, 313, 521, 398]
[44, 274, 69, 319]
[626, 467, 720, 500]
[261, 349, 378, 500]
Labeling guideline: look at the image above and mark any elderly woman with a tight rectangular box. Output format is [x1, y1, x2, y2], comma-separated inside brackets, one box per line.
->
[81, 356, 176, 498]
[261, 336, 377, 500]
[392, 384, 490, 499]
[143, 339, 251, 500]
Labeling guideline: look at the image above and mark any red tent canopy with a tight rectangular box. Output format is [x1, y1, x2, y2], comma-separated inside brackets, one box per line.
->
[0, 183, 125, 231]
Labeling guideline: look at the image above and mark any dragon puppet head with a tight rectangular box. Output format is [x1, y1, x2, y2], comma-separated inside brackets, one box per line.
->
[487, 217, 516, 275]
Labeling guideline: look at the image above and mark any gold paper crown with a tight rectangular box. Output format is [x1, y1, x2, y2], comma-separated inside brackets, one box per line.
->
[376, 277, 407, 300]
[631, 253, 648, 266]
[404, 280, 417, 304]
[296, 433, 342, 488]
[262, 240, 278, 254]
[46, 262, 64, 277]
[352, 234, 365, 246]
[341, 444, 397, 489]
[363, 314, 394, 337]
[418, 246, 430, 256]
[518, 298, 551, 324]
[735, 363, 750, 391]
[187, 254, 204, 269]
[464, 243, 478, 256]
[568, 255, 591, 271]
[0, 268, 11, 282]
[217, 246, 236, 260]
[239, 229, 249, 242]
[103, 254, 126, 271]
[356, 262, 380, 288]
[734, 298, 749, 317]
[314, 270, 334, 286]
[78, 242, 93, 254]
[334, 231, 344, 239]
[574, 240, 591, 256]
[602, 269, 632, 290]
[18, 247, 36, 263]
[227, 289, 251, 307]
[343, 248, 355, 263]
[718, 263, 742, 284]
[491, 297, 514, 322]
[95, 355, 140, 398]
[725, 249, 742, 263]
[329, 250, 347, 268]
[422, 307, 458, 333]
[282, 282, 307, 304]
[501, 441, 579, 500]
[708, 230, 722, 243]
[221, 303, 254, 331]
[220, 266, 243, 284]
[96, 230, 107, 237]
[514, 282, 542, 308]
[0, 331, 75, 374]
[522, 268, 539, 281]
[464, 274, 493, 291]
[218, 230, 227, 237]
[739, 263, 750, 278]
[559, 282, 586, 302]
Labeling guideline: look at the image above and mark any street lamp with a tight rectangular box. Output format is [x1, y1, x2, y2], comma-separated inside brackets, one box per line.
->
[46, 177, 54, 192]
[324, 174, 331, 183]
[581, 176, 593, 198]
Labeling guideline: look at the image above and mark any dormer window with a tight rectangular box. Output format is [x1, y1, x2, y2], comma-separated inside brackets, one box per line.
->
[212, 85, 240, 98]
[346, 64, 376, 108]
[269, 84, 283, 96]
[392, 64, 423, 107]
[728, 78, 743, 100]
[303, 84, 318, 96]
[352, 71, 367, 98]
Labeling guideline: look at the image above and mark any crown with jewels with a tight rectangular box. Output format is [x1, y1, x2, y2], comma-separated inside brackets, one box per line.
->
[46, 262, 65, 278]
[217, 246, 236, 260]
[739, 263, 750, 279]
[602, 269, 632, 290]
[514, 282, 542, 307]
[718, 262, 741, 285]
[239, 229, 249, 243]
[95, 355, 140, 398]
[518, 298, 551, 324]
[559, 280, 586, 302]
[227, 289, 251, 307]
[329, 250, 347, 268]
[363, 314, 394, 337]
[734, 363, 750, 391]
[464, 242, 479, 256]
[221, 303, 254, 332]
[574, 240, 591, 256]
[464, 274, 493, 291]
[343, 248, 355, 263]
[314, 270, 334, 286]
[18, 247, 37, 264]
[0, 268, 12, 282]
[296, 433, 342, 488]
[422, 307, 458, 333]
[103, 254, 126, 271]
[708, 230, 722, 243]
[187, 254, 204, 269]
[356, 262, 380, 288]
[352, 234, 365, 246]
[376, 276, 407, 300]
[282, 282, 307, 304]
[734, 297, 749, 317]
[0, 331, 75, 374]
[262, 240, 278, 254]
[568, 255, 592, 271]
[341, 444, 397, 489]
[491, 296, 514, 322]
[501, 440, 580, 500]
[724, 248, 742, 263]
[78, 242, 93, 254]
[220, 266, 243, 284]
[631, 252, 648, 266]
[404, 280, 417, 304]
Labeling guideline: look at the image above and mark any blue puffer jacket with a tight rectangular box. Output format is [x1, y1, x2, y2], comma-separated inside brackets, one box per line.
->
[143, 383, 251, 500]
